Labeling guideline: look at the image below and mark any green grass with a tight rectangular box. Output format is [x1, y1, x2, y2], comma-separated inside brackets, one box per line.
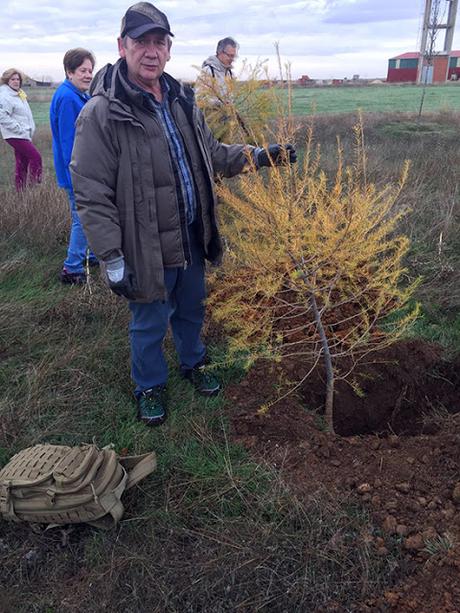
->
[29, 100, 53, 126]
[408, 310, 460, 356]
[288, 84, 460, 115]
[24, 83, 460, 127]
[0, 228, 404, 610]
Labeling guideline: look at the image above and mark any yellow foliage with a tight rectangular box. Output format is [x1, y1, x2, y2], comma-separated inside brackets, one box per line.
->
[208, 118, 419, 367]
[195, 61, 279, 144]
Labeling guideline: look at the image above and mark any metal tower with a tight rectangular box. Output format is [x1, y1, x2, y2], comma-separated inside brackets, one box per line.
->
[418, 0, 458, 82]
[419, 0, 458, 55]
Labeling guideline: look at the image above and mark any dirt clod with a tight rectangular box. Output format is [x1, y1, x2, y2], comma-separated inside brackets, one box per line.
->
[382, 515, 397, 533]
[452, 483, 460, 504]
[404, 534, 425, 551]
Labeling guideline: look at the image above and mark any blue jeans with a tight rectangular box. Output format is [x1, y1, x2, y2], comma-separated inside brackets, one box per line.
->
[63, 188, 96, 273]
[129, 227, 206, 393]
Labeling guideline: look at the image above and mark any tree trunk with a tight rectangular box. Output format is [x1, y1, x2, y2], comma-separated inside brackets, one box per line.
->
[309, 292, 335, 434]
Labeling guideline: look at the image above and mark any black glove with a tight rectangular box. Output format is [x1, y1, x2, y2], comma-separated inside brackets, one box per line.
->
[108, 263, 138, 300]
[257, 144, 297, 167]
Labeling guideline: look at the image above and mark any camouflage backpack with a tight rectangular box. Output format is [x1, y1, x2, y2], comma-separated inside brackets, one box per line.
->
[0, 443, 156, 529]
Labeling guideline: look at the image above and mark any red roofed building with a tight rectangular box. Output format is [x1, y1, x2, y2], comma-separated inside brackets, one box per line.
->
[387, 51, 460, 83]
[449, 50, 460, 80]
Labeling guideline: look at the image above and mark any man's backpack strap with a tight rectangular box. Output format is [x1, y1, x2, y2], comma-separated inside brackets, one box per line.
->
[203, 63, 216, 78]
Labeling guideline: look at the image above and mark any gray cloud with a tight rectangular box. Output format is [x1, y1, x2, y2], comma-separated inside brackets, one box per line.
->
[323, 0, 423, 24]
[0, 0, 458, 80]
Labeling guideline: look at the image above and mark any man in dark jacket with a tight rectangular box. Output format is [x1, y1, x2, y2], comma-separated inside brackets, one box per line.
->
[71, 2, 296, 426]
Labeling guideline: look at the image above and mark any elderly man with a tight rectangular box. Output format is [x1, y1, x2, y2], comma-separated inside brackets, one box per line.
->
[71, 2, 296, 427]
[201, 37, 238, 84]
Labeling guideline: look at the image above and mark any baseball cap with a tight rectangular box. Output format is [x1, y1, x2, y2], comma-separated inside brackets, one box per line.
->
[121, 2, 174, 39]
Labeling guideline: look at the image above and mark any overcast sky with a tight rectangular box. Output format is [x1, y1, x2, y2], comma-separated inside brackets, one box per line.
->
[1, 0, 459, 82]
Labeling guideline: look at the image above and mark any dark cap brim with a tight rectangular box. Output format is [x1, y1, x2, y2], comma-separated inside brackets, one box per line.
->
[124, 23, 174, 39]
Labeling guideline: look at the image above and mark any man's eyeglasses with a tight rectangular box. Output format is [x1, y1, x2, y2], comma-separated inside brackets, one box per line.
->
[222, 50, 237, 60]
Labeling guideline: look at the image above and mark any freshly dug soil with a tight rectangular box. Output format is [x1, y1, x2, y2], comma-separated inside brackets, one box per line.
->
[226, 339, 460, 612]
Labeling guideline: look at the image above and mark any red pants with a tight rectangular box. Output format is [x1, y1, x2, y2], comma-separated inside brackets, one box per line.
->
[5, 138, 42, 191]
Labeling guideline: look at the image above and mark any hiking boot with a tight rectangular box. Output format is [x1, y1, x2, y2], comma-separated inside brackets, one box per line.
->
[60, 268, 87, 285]
[137, 386, 167, 426]
[182, 364, 221, 397]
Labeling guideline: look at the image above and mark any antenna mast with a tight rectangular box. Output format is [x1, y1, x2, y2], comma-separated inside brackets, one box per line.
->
[419, 0, 458, 55]
[418, 0, 458, 82]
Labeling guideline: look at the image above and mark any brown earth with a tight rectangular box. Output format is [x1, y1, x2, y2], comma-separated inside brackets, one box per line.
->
[226, 339, 460, 612]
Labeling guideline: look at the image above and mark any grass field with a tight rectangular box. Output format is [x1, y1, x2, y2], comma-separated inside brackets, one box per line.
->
[288, 83, 460, 115]
[0, 176, 406, 611]
[22, 83, 460, 127]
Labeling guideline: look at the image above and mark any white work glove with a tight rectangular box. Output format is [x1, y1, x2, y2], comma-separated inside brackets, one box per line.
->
[105, 256, 138, 300]
[106, 256, 125, 283]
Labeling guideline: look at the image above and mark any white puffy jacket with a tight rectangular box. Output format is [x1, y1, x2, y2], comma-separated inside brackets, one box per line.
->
[0, 84, 35, 140]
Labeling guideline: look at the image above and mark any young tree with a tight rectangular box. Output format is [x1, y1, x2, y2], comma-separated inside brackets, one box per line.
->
[195, 61, 278, 144]
[208, 120, 419, 434]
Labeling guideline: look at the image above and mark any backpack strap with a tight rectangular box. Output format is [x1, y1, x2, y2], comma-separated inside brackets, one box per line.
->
[203, 63, 216, 78]
[89, 453, 156, 529]
[119, 452, 157, 490]
[0, 482, 18, 521]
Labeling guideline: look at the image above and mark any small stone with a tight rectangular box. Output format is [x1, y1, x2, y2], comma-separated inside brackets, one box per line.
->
[443, 508, 455, 520]
[386, 499, 398, 510]
[422, 527, 437, 541]
[417, 497, 428, 507]
[452, 483, 460, 504]
[388, 435, 400, 448]
[382, 515, 397, 533]
[319, 446, 331, 459]
[396, 524, 409, 537]
[357, 483, 372, 494]
[375, 537, 385, 547]
[371, 495, 381, 507]
[376, 546, 389, 556]
[374, 478, 383, 488]
[384, 591, 400, 606]
[427, 500, 438, 510]
[361, 493, 372, 502]
[404, 533, 424, 551]
[23, 549, 39, 565]
[406, 499, 421, 512]
[406, 457, 415, 465]
[371, 439, 381, 450]
[395, 482, 411, 494]
[330, 459, 341, 467]
[362, 532, 374, 545]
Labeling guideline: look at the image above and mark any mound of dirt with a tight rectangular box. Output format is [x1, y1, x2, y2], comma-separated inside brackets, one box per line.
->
[225, 339, 460, 612]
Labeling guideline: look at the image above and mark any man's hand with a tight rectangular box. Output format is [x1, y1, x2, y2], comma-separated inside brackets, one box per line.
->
[106, 257, 138, 300]
[257, 144, 297, 168]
